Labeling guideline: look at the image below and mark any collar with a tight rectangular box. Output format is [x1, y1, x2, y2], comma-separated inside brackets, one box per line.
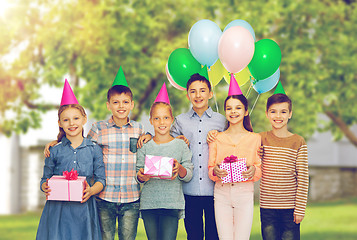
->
[189, 106, 213, 118]
[61, 136, 94, 148]
[107, 116, 133, 128]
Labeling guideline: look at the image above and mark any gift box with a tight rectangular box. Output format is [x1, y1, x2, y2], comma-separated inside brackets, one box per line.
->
[220, 155, 248, 183]
[144, 155, 174, 179]
[47, 169, 86, 202]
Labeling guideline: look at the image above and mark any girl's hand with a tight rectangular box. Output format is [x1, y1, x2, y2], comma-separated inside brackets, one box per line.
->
[137, 134, 152, 149]
[41, 179, 51, 198]
[137, 168, 151, 183]
[213, 163, 228, 178]
[171, 159, 180, 180]
[258, 145, 264, 158]
[176, 135, 190, 146]
[82, 181, 94, 203]
[207, 130, 218, 144]
[43, 140, 58, 158]
[242, 165, 256, 180]
[294, 214, 304, 224]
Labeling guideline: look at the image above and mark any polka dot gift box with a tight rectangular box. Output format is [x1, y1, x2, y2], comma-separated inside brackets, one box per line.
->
[220, 155, 248, 183]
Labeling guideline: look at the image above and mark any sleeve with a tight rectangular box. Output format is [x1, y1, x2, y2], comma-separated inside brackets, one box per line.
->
[135, 143, 147, 183]
[294, 139, 309, 217]
[170, 117, 182, 138]
[92, 144, 106, 188]
[208, 141, 221, 182]
[87, 122, 99, 143]
[252, 134, 262, 182]
[177, 141, 194, 182]
[40, 150, 56, 191]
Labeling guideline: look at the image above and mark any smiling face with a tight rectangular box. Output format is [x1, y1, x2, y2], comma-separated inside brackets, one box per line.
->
[58, 107, 87, 139]
[149, 103, 173, 137]
[266, 102, 292, 130]
[107, 93, 134, 123]
[186, 81, 213, 113]
[225, 98, 248, 125]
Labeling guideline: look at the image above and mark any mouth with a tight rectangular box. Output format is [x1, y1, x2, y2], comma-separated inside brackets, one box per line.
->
[117, 110, 126, 114]
[229, 115, 239, 118]
[68, 127, 78, 131]
[274, 120, 283, 123]
[158, 126, 167, 130]
[194, 99, 203, 104]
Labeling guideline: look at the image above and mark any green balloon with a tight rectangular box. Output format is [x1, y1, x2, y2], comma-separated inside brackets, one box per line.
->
[168, 48, 202, 88]
[248, 39, 282, 80]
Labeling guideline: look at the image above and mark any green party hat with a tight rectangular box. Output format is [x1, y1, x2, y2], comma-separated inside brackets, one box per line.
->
[274, 81, 286, 95]
[112, 66, 129, 87]
[199, 65, 209, 80]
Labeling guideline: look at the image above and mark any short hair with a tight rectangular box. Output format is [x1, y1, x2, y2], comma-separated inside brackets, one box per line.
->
[186, 73, 212, 92]
[266, 94, 292, 112]
[107, 85, 133, 101]
[149, 102, 173, 119]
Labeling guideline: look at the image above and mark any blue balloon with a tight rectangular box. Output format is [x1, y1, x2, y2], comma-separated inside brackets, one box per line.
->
[224, 19, 256, 41]
[188, 19, 222, 67]
[251, 68, 280, 94]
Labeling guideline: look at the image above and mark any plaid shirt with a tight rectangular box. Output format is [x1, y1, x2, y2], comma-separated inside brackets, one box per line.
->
[87, 117, 144, 203]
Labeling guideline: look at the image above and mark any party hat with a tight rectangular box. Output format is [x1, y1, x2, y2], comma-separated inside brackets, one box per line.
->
[199, 65, 209, 80]
[154, 82, 170, 104]
[60, 79, 79, 106]
[274, 81, 286, 95]
[112, 66, 129, 87]
[228, 73, 243, 96]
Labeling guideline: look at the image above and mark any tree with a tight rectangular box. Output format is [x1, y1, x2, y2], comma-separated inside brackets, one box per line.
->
[1, 0, 357, 147]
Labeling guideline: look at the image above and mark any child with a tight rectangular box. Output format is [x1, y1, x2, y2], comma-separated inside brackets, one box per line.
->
[171, 73, 226, 240]
[259, 92, 309, 240]
[136, 83, 193, 240]
[208, 77, 261, 240]
[43, 68, 151, 240]
[37, 80, 106, 240]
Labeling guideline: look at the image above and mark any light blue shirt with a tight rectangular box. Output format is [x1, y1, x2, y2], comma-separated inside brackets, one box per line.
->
[171, 107, 226, 196]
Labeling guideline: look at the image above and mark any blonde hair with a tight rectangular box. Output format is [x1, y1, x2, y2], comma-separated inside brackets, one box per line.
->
[149, 102, 173, 119]
[57, 104, 87, 142]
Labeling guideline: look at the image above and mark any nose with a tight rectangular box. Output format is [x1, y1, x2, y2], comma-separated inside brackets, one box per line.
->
[195, 91, 201, 98]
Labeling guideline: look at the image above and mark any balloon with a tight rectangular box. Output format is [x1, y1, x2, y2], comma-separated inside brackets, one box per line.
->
[165, 64, 186, 91]
[224, 19, 256, 41]
[188, 19, 222, 67]
[248, 39, 282, 80]
[251, 68, 280, 94]
[208, 60, 225, 87]
[218, 26, 255, 73]
[167, 48, 202, 88]
[223, 67, 251, 86]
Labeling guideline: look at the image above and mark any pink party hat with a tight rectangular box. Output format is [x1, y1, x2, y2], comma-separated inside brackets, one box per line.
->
[154, 82, 170, 104]
[60, 79, 79, 106]
[228, 74, 243, 96]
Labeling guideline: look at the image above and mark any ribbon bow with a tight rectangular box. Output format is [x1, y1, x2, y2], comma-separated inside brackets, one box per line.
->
[63, 169, 78, 180]
[223, 155, 238, 163]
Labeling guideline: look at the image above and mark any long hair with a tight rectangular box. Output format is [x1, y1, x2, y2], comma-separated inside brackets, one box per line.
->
[57, 104, 87, 142]
[224, 95, 253, 132]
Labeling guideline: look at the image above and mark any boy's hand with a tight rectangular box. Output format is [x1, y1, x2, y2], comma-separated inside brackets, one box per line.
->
[258, 145, 264, 158]
[294, 214, 304, 224]
[242, 165, 256, 180]
[137, 134, 152, 149]
[43, 140, 58, 158]
[137, 168, 150, 183]
[207, 130, 218, 144]
[41, 179, 51, 198]
[176, 135, 189, 146]
[213, 163, 228, 178]
[82, 181, 93, 203]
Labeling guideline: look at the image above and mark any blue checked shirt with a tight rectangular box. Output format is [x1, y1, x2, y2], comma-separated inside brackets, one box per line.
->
[171, 107, 226, 196]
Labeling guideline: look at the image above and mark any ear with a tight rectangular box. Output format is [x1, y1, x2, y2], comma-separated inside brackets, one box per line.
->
[208, 91, 213, 100]
[245, 110, 249, 116]
[265, 111, 269, 118]
[186, 93, 190, 101]
[83, 115, 87, 125]
[149, 117, 153, 126]
[288, 110, 293, 119]
[58, 120, 62, 128]
[106, 101, 110, 111]
[130, 100, 135, 111]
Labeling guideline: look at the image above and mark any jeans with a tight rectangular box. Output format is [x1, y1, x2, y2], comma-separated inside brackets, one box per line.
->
[260, 208, 300, 240]
[96, 197, 139, 240]
[141, 209, 179, 240]
[184, 195, 219, 240]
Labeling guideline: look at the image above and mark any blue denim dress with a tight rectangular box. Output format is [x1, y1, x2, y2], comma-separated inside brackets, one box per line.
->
[36, 137, 106, 240]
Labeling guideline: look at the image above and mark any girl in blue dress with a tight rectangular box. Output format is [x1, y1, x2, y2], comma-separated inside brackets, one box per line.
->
[36, 104, 106, 240]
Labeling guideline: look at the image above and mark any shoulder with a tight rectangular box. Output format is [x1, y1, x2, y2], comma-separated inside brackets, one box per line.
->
[50, 141, 63, 152]
[249, 132, 262, 140]
[91, 119, 110, 130]
[173, 138, 188, 148]
[292, 133, 307, 146]
[129, 119, 144, 130]
[259, 131, 268, 138]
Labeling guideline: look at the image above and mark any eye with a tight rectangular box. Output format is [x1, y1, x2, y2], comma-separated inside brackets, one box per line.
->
[124, 101, 129, 104]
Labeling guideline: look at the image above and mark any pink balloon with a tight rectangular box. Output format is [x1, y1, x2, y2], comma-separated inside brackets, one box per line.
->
[218, 26, 255, 73]
[166, 64, 186, 91]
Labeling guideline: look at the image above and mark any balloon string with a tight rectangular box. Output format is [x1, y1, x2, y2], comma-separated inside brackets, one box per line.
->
[246, 83, 252, 98]
[250, 94, 260, 116]
[212, 86, 219, 112]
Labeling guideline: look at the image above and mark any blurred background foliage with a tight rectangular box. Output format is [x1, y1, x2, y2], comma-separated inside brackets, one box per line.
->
[1, 0, 357, 147]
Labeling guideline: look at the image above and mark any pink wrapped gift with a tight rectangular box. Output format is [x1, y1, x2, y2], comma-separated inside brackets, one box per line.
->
[144, 155, 174, 179]
[220, 155, 248, 183]
[47, 169, 86, 201]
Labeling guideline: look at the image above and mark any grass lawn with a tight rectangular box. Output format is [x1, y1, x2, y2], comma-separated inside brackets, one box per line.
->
[1, 198, 357, 240]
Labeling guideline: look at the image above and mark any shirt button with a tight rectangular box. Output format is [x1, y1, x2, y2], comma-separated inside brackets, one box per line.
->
[199, 120, 202, 122]
[199, 154, 201, 156]
[200, 178, 202, 180]
[199, 166, 202, 168]
[74, 161, 76, 163]
[199, 142, 201, 144]
[199, 130, 201, 133]
[74, 152, 76, 154]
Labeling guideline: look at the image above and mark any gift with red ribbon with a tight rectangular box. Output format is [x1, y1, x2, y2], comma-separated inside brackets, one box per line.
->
[47, 169, 86, 201]
[220, 155, 248, 183]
